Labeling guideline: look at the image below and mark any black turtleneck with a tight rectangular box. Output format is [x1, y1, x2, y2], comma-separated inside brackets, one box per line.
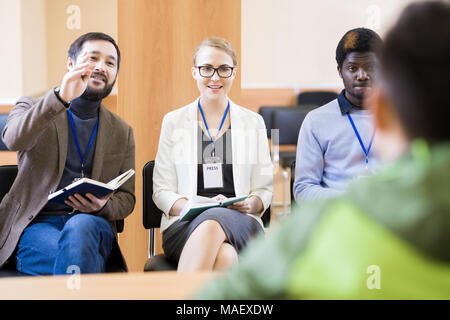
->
[69, 96, 101, 120]
[41, 97, 101, 215]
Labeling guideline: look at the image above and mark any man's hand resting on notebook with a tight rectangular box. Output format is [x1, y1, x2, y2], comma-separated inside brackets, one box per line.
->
[65, 193, 112, 213]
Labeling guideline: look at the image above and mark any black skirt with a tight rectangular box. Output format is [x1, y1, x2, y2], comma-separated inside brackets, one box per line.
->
[162, 207, 263, 265]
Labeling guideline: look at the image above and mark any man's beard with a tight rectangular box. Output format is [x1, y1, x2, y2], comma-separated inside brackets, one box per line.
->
[348, 85, 372, 102]
[81, 78, 116, 101]
[349, 89, 365, 101]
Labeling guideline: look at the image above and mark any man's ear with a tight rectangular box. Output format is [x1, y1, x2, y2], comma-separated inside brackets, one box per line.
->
[191, 66, 197, 80]
[67, 57, 75, 71]
[337, 65, 342, 79]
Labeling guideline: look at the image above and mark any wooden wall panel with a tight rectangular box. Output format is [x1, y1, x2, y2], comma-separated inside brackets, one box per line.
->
[0, 105, 13, 113]
[0, 152, 17, 165]
[117, 0, 241, 272]
[102, 95, 117, 114]
[1, 105, 16, 165]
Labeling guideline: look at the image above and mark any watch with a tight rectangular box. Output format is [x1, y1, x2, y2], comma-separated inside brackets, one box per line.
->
[54, 87, 71, 109]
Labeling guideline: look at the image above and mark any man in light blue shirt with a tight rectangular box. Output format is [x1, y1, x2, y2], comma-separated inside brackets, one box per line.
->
[293, 28, 383, 201]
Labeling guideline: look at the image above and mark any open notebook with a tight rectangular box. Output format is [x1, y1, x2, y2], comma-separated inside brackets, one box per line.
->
[48, 169, 135, 204]
[179, 195, 248, 222]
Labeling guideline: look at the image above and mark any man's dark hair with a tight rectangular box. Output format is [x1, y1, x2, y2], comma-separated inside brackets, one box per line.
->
[335, 28, 382, 69]
[68, 32, 121, 70]
[381, 1, 450, 143]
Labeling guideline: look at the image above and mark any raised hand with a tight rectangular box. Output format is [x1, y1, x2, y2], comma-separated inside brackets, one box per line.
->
[59, 52, 94, 103]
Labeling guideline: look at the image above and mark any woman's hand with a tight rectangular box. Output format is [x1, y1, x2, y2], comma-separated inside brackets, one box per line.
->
[227, 195, 263, 214]
[169, 198, 189, 216]
[212, 194, 228, 203]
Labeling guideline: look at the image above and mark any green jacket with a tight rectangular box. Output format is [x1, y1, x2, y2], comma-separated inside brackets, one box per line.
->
[196, 141, 450, 299]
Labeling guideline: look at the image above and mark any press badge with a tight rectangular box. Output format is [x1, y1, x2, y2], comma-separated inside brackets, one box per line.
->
[203, 158, 224, 189]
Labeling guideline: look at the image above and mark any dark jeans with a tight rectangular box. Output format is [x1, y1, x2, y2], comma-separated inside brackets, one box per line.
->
[14, 213, 114, 275]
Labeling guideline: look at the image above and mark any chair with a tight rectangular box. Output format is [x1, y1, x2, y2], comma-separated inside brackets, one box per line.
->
[142, 160, 271, 271]
[0, 165, 26, 277]
[297, 91, 338, 107]
[271, 106, 316, 215]
[271, 106, 316, 168]
[142, 160, 177, 271]
[0, 113, 9, 150]
[290, 160, 296, 205]
[258, 104, 317, 168]
[0, 164, 125, 276]
[258, 106, 298, 139]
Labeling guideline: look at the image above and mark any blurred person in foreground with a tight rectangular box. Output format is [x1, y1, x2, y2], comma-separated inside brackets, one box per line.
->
[195, 1, 450, 299]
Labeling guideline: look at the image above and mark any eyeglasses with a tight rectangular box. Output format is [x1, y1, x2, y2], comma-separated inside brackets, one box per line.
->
[196, 65, 234, 78]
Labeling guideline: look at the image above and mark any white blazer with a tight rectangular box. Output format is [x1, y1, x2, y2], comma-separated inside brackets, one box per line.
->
[153, 99, 274, 233]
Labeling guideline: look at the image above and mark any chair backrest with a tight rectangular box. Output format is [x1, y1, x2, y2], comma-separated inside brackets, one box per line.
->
[116, 218, 124, 233]
[0, 114, 9, 151]
[143, 160, 164, 229]
[0, 165, 18, 202]
[142, 160, 271, 228]
[297, 91, 338, 106]
[261, 206, 270, 227]
[271, 105, 317, 145]
[258, 106, 298, 139]
[290, 160, 296, 205]
[0, 166, 23, 275]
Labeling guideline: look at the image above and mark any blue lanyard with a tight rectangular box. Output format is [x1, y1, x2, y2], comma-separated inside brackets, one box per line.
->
[68, 110, 99, 177]
[198, 100, 230, 157]
[346, 113, 376, 165]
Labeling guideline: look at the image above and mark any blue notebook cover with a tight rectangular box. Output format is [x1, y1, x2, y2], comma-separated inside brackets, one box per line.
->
[48, 169, 135, 205]
[49, 181, 115, 205]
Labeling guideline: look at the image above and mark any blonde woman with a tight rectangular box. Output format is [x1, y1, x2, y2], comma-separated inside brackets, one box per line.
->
[153, 37, 273, 272]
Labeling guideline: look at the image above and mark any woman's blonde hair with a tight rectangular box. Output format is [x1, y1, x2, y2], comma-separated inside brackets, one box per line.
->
[193, 36, 238, 67]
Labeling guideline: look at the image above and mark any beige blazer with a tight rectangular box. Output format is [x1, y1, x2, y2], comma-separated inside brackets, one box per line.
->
[0, 90, 135, 268]
[153, 99, 273, 233]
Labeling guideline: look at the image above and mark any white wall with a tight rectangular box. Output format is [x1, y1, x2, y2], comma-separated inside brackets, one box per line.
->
[0, 0, 23, 102]
[0, 0, 117, 102]
[241, 0, 415, 89]
[0, 0, 423, 100]
[22, 0, 47, 97]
